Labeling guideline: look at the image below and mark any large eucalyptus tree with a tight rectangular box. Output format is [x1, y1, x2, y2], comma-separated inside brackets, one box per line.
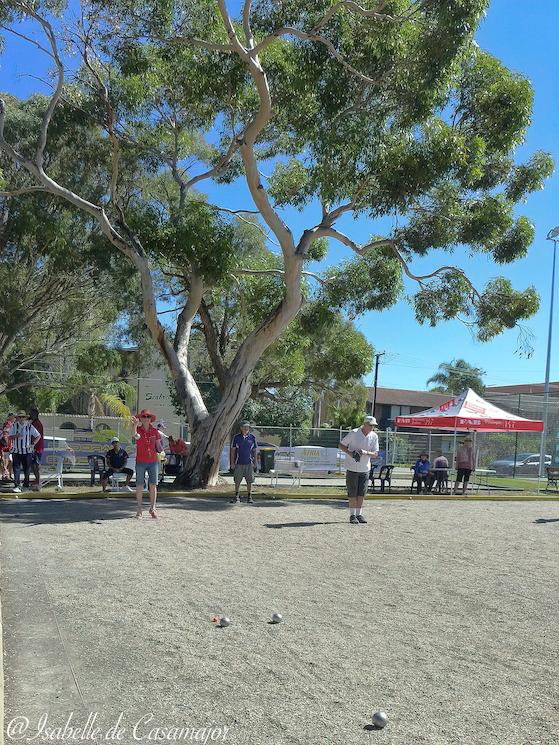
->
[0, 0, 552, 486]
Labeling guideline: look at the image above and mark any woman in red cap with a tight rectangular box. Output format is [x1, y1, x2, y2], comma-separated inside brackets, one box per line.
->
[133, 409, 163, 518]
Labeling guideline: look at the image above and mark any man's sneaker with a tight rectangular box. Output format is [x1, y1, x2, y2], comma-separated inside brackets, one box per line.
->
[356, 514, 367, 524]
[230, 495, 241, 504]
[12, 487, 21, 494]
[246, 495, 254, 504]
[349, 514, 359, 524]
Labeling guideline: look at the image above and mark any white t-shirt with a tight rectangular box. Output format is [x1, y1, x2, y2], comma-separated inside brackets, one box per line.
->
[340, 428, 379, 473]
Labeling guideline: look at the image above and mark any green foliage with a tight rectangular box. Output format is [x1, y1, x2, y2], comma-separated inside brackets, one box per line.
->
[268, 158, 310, 208]
[456, 51, 533, 153]
[323, 251, 403, 317]
[413, 272, 472, 326]
[241, 389, 313, 429]
[131, 199, 240, 284]
[76, 346, 122, 377]
[475, 278, 539, 342]
[324, 381, 369, 429]
[505, 152, 555, 203]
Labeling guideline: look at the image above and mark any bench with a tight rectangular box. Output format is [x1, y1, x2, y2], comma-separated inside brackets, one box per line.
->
[546, 466, 559, 491]
[269, 457, 303, 489]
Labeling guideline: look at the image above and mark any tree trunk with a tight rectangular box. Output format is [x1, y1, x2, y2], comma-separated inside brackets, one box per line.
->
[175, 415, 229, 488]
[174, 365, 255, 488]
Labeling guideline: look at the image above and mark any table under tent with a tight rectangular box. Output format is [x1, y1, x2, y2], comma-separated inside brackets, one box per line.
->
[393, 388, 544, 493]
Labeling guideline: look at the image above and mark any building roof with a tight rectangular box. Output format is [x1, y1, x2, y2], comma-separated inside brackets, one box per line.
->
[486, 382, 559, 395]
[368, 387, 450, 408]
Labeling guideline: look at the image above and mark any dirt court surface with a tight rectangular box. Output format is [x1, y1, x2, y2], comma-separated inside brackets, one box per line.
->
[1, 496, 558, 745]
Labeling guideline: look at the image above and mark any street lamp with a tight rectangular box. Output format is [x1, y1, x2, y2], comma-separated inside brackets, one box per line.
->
[539, 226, 559, 478]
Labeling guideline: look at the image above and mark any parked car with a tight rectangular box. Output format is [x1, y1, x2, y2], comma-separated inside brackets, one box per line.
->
[489, 453, 551, 476]
[43, 436, 76, 471]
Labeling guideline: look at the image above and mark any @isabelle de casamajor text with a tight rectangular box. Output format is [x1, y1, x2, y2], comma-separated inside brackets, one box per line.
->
[6, 713, 232, 742]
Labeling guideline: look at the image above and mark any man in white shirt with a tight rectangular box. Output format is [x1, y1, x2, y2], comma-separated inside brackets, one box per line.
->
[9, 411, 40, 493]
[339, 415, 379, 524]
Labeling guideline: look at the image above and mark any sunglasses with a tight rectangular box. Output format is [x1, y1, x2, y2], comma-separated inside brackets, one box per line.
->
[140, 415, 151, 419]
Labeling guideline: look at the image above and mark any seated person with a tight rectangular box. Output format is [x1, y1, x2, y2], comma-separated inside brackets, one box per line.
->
[101, 437, 134, 492]
[168, 435, 189, 467]
[412, 452, 431, 493]
[432, 453, 449, 492]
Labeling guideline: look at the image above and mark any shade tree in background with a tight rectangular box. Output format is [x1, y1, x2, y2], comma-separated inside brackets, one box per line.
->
[0, 0, 553, 486]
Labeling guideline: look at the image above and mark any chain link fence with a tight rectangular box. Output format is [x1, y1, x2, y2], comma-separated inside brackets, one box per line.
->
[16, 399, 559, 486]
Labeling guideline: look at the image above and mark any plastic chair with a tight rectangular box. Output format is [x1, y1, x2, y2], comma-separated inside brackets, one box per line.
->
[88, 455, 106, 486]
[367, 464, 378, 493]
[432, 469, 449, 494]
[371, 465, 394, 493]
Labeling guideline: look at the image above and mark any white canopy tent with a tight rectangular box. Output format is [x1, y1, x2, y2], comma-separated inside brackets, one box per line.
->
[394, 389, 544, 492]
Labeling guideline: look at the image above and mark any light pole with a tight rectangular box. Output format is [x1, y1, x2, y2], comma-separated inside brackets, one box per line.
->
[539, 226, 559, 478]
[372, 351, 385, 419]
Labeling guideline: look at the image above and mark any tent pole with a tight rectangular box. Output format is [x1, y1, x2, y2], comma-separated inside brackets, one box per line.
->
[451, 426, 457, 494]
[537, 433, 541, 495]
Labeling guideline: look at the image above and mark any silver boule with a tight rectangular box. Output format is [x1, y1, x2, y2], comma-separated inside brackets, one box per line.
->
[219, 616, 231, 627]
[372, 711, 388, 729]
[271, 612, 283, 624]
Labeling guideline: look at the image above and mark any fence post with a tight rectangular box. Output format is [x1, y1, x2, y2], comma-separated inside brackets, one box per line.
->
[289, 424, 292, 450]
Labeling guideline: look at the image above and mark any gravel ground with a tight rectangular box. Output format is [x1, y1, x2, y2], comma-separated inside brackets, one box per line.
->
[1, 496, 558, 745]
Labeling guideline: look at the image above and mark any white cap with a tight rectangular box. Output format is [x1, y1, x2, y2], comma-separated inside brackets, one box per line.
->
[363, 416, 378, 426]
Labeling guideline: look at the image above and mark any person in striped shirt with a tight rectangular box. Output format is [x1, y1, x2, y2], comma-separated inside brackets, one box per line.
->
[9, 411, 41, 493]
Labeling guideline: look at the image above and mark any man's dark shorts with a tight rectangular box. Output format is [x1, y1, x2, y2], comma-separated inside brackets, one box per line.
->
[32, 451, 44, 466]
[346, 470, 368, 498]
[456, 468, 472, 483]
[234, 463, 255, 487]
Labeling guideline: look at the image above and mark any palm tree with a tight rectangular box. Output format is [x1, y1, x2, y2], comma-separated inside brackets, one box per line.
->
[427, 359, 486, 395]
[85, 380, 136, 430]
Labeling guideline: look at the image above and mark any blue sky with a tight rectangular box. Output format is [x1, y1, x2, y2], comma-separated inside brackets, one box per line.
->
[1, 0, 558, 391]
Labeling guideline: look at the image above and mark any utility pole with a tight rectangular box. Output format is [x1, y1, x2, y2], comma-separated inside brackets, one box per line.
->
[372, 351, 385, 420]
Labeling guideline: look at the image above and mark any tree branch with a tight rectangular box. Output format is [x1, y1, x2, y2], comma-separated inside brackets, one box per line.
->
[253, 27, 379, 85]
[183, 136, 239, 193]
[198, 299, 227, 390]
[242, 0, 254, 48]
[310, 0, 393, 33]
[0, 186, 47, 198]
[17, 3, 65, 169]
[168, 35, 234, 53]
